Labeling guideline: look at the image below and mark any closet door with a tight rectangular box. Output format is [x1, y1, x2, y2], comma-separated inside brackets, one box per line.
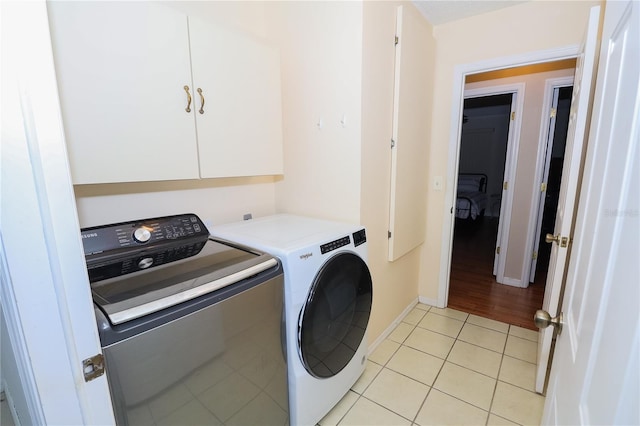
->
[48, 2, 199, 184]
[189, 17, 283, 178]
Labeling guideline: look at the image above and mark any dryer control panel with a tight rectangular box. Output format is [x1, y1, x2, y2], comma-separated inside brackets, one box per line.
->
[320, 236, 350, 254]
[319, 229, 366, 254]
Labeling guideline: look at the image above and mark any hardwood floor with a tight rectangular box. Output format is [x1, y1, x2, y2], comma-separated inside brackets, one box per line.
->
[447, 217, 545, 330]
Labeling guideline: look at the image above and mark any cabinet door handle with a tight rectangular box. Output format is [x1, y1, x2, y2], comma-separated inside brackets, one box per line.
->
[184, 85, 192, 113]
[197, 88, 205, 114]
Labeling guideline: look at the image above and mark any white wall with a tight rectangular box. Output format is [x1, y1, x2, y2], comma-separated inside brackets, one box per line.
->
[74, 178, 277, 228]
[266, 1, 363, 224]
[419, 0, 601, 300]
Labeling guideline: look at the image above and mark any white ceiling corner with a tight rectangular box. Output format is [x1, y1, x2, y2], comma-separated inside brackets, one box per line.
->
[412, 1, 529, 26]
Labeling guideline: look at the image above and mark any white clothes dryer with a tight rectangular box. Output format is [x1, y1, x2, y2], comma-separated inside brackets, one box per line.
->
[211, 214, 372, 426]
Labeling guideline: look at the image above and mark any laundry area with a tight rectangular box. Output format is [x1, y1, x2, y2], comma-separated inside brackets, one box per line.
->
[2, 1, 638, 426]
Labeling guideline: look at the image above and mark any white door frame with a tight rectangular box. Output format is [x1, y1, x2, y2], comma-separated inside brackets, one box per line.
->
[460, 84, 524, 285]
[438, 45, 579, 308]
[526, 76, 574, 283]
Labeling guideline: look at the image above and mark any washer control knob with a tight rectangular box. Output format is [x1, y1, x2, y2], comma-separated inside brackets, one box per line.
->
[133, 227, 152, 243]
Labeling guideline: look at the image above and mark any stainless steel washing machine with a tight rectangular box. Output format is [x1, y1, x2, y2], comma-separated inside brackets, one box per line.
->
[83, 214, 288, 425]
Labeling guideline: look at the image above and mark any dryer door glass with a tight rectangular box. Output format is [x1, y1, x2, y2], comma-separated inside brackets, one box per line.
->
[298, 252, 372, 378]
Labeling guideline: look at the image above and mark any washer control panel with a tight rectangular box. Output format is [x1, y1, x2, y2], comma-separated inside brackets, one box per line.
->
[81, 214, 209, 256]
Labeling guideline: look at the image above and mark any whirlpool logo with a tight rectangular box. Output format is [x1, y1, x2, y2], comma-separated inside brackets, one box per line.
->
[299, 252, 313, 260]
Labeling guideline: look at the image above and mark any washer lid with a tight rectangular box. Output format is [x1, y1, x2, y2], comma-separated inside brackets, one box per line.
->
[91, 238, 277, 325]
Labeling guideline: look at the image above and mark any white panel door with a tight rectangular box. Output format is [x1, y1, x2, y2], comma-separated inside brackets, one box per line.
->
[48, 1, 199, 184]
[189, 17, 283, 178]
[535, 6, 600, 393]
[388, 5, 431, 261]
[2, 1, 114, 423]
[543, 1, 639, 423]
[529, 87, 561, 282]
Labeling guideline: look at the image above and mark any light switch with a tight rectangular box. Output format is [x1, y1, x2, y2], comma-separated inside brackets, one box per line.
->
[434, 176, 443, 191]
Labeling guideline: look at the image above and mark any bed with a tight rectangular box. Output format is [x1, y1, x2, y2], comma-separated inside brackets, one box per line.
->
[456, 173, 488, 220]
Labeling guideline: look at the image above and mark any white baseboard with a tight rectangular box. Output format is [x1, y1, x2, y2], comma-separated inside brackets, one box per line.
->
[500, 277, 524, 288]
[368, 298, 419, 356]
[418, 296, 440, 308]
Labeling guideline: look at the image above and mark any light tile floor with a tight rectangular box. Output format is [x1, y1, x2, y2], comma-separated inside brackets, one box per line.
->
[320, 304, 544, 426]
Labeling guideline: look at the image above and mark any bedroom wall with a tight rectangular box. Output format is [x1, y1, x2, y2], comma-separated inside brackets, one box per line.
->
[419, 0, 601, 300]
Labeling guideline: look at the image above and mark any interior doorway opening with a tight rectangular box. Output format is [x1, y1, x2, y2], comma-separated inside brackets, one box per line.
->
[448, 92, 545, 329]
[445, 60, 576, 329]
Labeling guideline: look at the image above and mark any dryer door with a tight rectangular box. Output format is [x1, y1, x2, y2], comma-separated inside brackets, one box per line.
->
[298, 252, 373, 378]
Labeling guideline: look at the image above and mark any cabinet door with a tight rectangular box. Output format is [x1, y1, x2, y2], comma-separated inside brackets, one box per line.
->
[48, 2, 199, 184]
[189, 18, 283, 178]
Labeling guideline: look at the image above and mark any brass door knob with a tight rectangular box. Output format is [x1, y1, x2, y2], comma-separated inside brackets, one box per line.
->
[545, 233, 560, 244]
[545, 233, 569, 247]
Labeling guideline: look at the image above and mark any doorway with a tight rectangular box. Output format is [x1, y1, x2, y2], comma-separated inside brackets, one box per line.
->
[444, 61, 577, 329]
[447, 92, 545, 329]
[456, 93, 512, 273]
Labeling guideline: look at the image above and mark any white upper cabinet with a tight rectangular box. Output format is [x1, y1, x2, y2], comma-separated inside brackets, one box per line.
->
[189, 17, 283, 178]
[48, 2, 283, 185]
[48, 2, 199, 184]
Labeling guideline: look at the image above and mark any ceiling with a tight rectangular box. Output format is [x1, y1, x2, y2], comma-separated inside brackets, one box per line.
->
[412, 1, 529, 26]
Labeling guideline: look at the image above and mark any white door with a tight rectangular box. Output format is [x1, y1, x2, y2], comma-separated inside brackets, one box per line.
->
[1, 1, 114, 424]
[493, 93, 519, 282]
[529, 87, 562, 282]
[542, 0, 639, 423]
[534, 5, 601, 393]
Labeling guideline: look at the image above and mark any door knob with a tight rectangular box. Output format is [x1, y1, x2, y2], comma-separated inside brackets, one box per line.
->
[545, 233, 560, 244]
[534, 310, 563, 335]
[545, 233, 568, 247]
